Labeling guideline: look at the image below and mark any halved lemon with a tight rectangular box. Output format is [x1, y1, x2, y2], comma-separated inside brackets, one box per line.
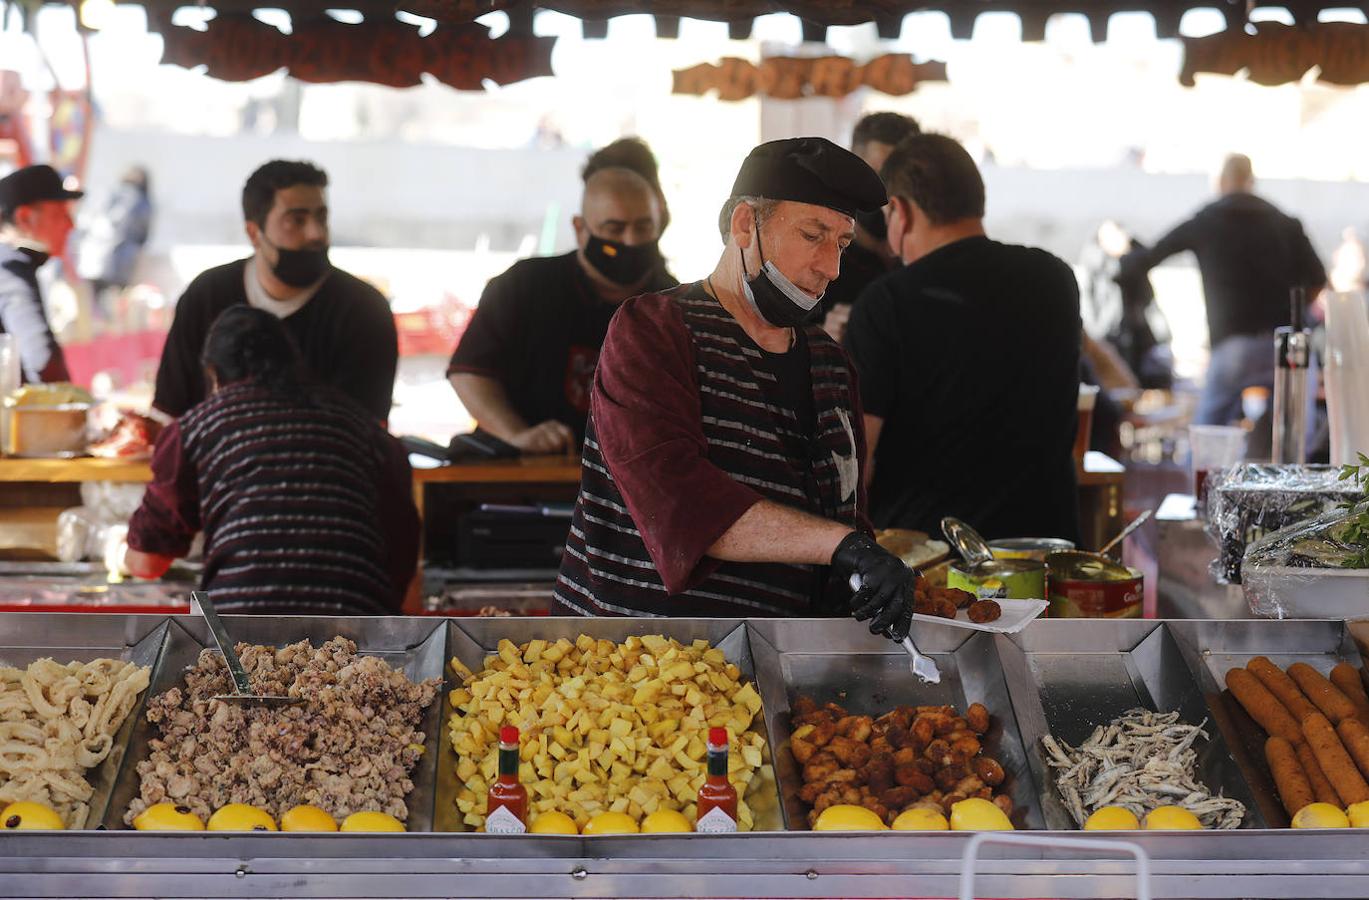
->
[206, 803, 277, 832]
[582, 811, 639, 835]
[132, 802, 204, 832]
[812, 804, 888, 831]
[280, 805, 338, 832]
[339, 811, 406, 833]
[1, 801, 65, 831]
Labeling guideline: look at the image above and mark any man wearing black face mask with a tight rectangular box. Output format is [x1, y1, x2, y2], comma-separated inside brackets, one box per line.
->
[152, 160, 397, 421]
[448, 165, 673, 454]
[820, 112, 919, 343]
[555, 137, 921, 645]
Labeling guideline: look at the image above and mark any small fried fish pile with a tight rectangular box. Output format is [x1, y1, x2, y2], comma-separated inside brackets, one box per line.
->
[1041, 707, 1245, 829]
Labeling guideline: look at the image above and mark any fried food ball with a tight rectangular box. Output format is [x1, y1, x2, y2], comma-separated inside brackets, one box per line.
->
[952, 735, 982, 759]
[894, 766, 934, 794]
[828, 736, 872, 769]
[973, 757, 1005, 787]
[791, 738, 817, 765]
[966, 703, 991, 735]
[992, 794, 1014, 817]
[892, 746, 917, 768]
[879, 786, 920, 810]
[967, 599, 1002, 624]
[911, 717, 936, 747]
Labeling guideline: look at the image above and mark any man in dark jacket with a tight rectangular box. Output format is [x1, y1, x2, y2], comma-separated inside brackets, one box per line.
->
[152, 160, 397, 421]
[0, 164, 80, 383]
[1122, 154, 1325, 425]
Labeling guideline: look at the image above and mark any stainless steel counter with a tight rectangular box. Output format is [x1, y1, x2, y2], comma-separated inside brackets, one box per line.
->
[1, 612, 1368, 898]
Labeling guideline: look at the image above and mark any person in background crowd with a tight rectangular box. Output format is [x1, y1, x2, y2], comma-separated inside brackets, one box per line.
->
[448, 162, 673, 454]
[76, 164, 154, 320]
[1081, 219, 1173, 390]
[126, 306, 417, 615]
[1121, 153, 1325, 425]
[583, 136, 672, 237]
[556, 136, 920, 645]
[845, 133, 1082, 542]
[0, 164, 79, 383]
[151, 160, 397, 421]
[820, 111, 920, 343]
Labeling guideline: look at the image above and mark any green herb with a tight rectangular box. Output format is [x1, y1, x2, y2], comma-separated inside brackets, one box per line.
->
[1336, 453, 1369, 568]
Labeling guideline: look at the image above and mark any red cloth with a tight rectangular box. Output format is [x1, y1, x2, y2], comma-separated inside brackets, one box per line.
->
[589, 295, 767, 594]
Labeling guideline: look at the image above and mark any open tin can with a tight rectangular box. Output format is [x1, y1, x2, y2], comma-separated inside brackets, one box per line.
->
[946, 557, 1047, 600]
[1045, 550, 1144, 618]
[988, 537, 1075, 562]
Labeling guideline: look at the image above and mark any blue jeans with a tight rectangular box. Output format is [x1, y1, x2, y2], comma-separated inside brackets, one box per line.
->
[1197, 334, 1275, 426]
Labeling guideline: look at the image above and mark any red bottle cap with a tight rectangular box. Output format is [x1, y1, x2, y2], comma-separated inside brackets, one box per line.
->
[708, 727, 728, 746]
[500, 725, 519, 744]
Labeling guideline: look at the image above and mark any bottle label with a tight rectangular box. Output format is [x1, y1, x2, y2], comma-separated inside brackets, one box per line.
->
[485, 804, 526, 834]
[695, 806, 738, 834]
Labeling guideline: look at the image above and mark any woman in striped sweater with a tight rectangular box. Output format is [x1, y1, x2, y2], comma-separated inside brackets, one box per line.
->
[125, 306, 417, 615]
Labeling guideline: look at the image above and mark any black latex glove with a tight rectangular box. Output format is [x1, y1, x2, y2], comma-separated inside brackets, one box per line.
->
[830, 531, 916, 641]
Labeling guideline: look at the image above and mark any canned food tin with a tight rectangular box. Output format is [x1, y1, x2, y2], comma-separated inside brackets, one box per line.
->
[1045, 550, 1144, 618]
[946, 558, 1046, 600]
[988, 537, 1076, 562]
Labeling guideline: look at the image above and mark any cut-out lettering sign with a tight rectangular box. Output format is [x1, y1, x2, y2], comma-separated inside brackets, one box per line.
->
[157, 15, 555, 89]
[1181, 23, 1369, 87]
[673, 53, 947, 100]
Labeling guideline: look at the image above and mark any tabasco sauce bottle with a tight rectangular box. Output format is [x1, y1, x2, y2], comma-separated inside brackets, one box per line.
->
[484, 725, 528, 833]
[695, 727, 738, 833]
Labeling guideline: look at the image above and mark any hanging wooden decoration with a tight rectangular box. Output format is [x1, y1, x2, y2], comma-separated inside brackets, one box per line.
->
[673, 53, 947, 100]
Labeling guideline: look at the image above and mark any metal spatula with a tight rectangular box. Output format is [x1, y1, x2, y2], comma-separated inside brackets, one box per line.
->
[191, 591, 302, 707]
[848, 575, 942, 684]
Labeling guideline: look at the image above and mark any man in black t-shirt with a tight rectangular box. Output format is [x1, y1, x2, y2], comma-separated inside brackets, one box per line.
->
[152, 160, 396, 421]
[447, 166, 673, 453]
[845, 134, 1082, 542]
[820, 112, 919, 343]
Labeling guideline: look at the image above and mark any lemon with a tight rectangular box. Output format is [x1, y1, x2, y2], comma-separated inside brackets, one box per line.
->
[1291, 802, 1350, 829]
[529, 811, 579, 834]
[949, 798, 1014, 831]
[1083, 806, 1140, 831]
[1347, 801, 1369, 828]
[812, 804, 888, 831]
[890, 807, 949, 831]
[207, 804, 277, 832]
[132, 803, 204, 832]
[582, 811, 640, 835]
[339, 811, 406, 833]
[1, 801, 65, 831]
[279, 805, 338, 832]
[641, 809, 692, 833]
[1143, 805, 1203, 830]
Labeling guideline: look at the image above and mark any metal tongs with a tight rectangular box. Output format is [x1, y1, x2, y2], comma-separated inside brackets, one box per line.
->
[191, 591, 302, 707]
[849, 575, 942, 685]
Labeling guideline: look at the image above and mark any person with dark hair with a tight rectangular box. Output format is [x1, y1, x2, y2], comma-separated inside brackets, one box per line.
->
[1120, 153, 1325, 425]
[448, 159, 674, 454]
[555, 136, 921, 643]
[821, 111, 920, 342]
[151, 159, 397, 421]
[844, 133, 1082, 541]
[0, 164, 80, 383]
[125, 306, 418, 615]
[582, 136, 671, 236]
[76, 164, 153, 319]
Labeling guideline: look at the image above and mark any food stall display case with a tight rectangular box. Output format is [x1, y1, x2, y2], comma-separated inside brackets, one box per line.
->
[2, 613, 1369, 898]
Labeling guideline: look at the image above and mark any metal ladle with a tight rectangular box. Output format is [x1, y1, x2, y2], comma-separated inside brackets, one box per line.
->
[192, 591, 302, 707]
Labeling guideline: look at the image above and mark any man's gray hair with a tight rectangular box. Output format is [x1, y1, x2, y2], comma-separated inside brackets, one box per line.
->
[717, 195, 780, 243]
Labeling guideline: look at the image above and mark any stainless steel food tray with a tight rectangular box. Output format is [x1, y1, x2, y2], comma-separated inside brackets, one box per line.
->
[998, 620, 1264, 830]
[435, 618, 783, 832]
[1168, 618, 1367, 827]
[0, 613, 168, 829]
[746, 617, 1045, 830]
[99, 614, 447, 831]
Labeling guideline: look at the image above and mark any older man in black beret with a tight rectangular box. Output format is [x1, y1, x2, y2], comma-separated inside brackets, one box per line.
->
[0, 164, 81, 384]
[554, 137, 920, 640]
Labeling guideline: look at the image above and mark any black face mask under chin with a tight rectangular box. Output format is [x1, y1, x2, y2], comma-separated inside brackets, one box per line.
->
[262, 236, 330, 289]
[740, 226, 823, 329]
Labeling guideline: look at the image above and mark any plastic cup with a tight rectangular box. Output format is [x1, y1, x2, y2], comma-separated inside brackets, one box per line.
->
[1074, 384, 1099, 460]
[1190, 424, 1246, 513]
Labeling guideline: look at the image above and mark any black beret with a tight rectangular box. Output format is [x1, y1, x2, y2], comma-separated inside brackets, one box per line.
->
[729, 137, 887, 218]
[0, 164, 83, 215]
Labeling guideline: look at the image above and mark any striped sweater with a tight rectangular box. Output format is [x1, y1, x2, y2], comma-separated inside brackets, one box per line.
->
[128, 381, 417, 615]
[554, 284, 868, 618]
